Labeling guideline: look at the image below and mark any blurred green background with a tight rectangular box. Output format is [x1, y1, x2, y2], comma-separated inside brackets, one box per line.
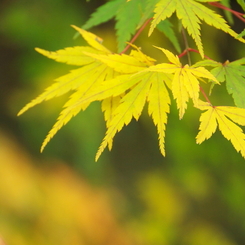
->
[1, 0, 245, 244]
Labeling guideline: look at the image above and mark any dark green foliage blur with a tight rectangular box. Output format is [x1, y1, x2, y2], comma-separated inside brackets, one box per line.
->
[1, 1, 245, 244]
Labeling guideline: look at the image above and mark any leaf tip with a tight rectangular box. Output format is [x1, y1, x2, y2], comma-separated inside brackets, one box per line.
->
[71, 25, 85, 36]
[40, 141, 47, 153]
[95, 149, 102, 162]
[148, 23, 155, 37]
[71, 24, 78, 30]
[17, 107, 27, 117]
[17, 111, 22, 117]
[35, 47, 44, 53]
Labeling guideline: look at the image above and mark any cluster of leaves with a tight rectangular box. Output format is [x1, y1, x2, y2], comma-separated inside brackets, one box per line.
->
[18, 0, 245, 160]
[81, 0, 245, 54]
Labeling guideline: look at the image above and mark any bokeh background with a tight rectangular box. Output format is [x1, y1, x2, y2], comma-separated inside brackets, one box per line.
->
[1, 0, 245, 244]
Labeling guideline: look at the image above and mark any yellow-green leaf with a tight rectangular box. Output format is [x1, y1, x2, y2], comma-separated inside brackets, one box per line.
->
[149, 0, 245, 58]
[102, 96, 122, 150]
[35, 47, 101, 66]
[83, 52, 150, 73]
[96, 73, 152, 161]
[40, 64, 119, 152]
[147, 73, 171, 156]
[195, 101, 217, 143]
[196, 101, 245, 159]
[129, 44, 156, 66]
[154, 46, 181, 66]
[95, 70, 172, 161]
[149, 0, 176, 36]
[147, 49, 218, 118]
[18, 62, 103, 116]
[71, 25, 111, 54]
[212, 59, 245, 108]
[172, 69, 190, 118]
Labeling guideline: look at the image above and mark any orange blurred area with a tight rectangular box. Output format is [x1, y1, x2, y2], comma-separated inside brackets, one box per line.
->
[1, 128, 240, 245]
[0, 130, 133, 245]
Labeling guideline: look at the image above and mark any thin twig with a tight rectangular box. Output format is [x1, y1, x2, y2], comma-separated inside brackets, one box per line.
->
[199, 85, 213, 106]
[181, 28, 192, 65]
[178, 48, 213, 60]
[120, 18, 153, 54]
[209, 2, 245, 23]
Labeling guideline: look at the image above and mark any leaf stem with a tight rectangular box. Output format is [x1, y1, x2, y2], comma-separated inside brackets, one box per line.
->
[200, 86, 213, 106]
[181, 28, 192, 65]
[178, 48, 213, 60]
[120, 18, 153, 54]
[209, 2, 245, 23]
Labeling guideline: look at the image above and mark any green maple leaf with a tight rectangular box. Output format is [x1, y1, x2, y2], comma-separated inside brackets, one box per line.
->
[238, 28, 245, 38]
[137, 0, 159, 26]
[115, 0, 146, 52]
[196, 58, 245, 109]
[149, 0, 245, 57]
[135, 0, 181, 52]
[237, 0, 245, 12]
[82, 0, 182, 52]
[82, 0, 125, 30]
[82, 0, 148, 52]
[220, 0, 233, 24]
[156, 20, 181, 53]
[213, 59, 245, 109]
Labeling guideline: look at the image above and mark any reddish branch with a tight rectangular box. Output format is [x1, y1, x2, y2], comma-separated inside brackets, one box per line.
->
[120, 18, 153, 54]
[119, 2, 245, 104]
[178, 48, 213, 60]
[209, 2, 245, 23]
[199, 86, 213, 106]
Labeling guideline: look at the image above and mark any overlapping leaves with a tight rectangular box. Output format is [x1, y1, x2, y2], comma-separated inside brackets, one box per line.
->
[18, 0, 245, 161]
[18, 26, 220, 160]
[194, 58, 245, 109]
[82, 0, 245, 56]
[149, 0, 245, 58]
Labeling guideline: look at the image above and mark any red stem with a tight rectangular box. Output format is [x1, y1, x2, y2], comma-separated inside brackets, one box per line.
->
[178, 48, 213, 60]
[199, 86, 213, 106]
[209, 2, 245, 23]
[120, 18, 153, 54]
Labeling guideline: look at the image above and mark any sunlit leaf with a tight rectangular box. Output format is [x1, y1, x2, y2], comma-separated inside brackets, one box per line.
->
[196, 100, 245, 159]
[149, 0, 245, 57]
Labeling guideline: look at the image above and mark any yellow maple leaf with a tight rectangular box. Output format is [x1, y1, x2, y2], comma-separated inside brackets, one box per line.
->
[34, 46, 102, 66]
[71, 25, 111, 54]
[149, 0, 245, 58]
[18, 25, 162, 154]
[102, 96, 122, 150]
[18, 26, 111, 117]
[128, 43, 156, 67]
[95, 71, 172, 161]
[18, 62, 107, 116]
[40, 64, 119, 152]
[17, 26, 123, 152]
[196, 100, 245, 159]
[147, 73, 171, 156]
[148, 47, 219, 119]
[83, 51, 153, 74]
